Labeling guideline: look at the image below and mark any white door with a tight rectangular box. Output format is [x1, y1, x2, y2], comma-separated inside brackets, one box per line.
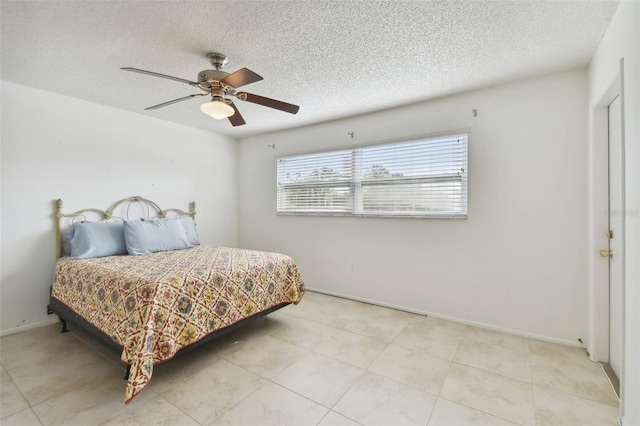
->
[607, 95, 623, 380]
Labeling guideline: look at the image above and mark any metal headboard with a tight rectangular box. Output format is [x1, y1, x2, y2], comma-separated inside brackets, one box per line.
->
[54, 195, 196, 258]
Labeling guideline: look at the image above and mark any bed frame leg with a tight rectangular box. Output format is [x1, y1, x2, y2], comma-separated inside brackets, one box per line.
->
[124, 365, 131, 380]
[60, 318, 68, 333]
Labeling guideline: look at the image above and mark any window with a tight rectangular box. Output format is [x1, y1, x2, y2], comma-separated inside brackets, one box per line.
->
[277, 133, 468, 218]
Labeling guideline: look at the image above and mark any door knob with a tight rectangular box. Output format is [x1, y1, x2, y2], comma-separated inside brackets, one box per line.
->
[600, 250, 613, 258]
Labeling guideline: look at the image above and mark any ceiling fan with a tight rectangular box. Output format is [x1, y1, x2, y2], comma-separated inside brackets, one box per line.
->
[122, 52, 299, 127]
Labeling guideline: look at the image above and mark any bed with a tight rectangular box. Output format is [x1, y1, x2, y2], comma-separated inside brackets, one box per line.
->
[49, 196, 305, 403]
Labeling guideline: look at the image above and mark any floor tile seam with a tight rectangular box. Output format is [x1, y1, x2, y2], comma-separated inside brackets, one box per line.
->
[529, 353, 607, 371]
[340, 322, 408, 343]
[463, 326, 530, 343]
[251, 329, 316, 353]
[365, 342, 454, 397]
[362, 339, 392, 373]
[0, 328, 62, 353]
[445, 333, 464, 364]
[388, 339, 460, 365]
[314, 410, 334, 426]
[268, 324, 341, 351]
[313, 318, 358, 334]
[334, 368, 440, 426]
[387, 338, 459, 363]
[11, 357, 119, 408]
[401, 329, 467, 346]
[153, 393, 207, 426]
[197, 376, 272, 426]
[3, 330, 117, 362]
[327, 325, 398, 346]
[433, 395, 527, 426]
[450, 356, 533, 384]
[89, 346, 128, 370]
[30, 377, 156, 423]
[283, 307, 318, 321]
[315, 410, 365, 426]
[310, 330, 391, 363]
[314, 410, 330, 426]
[450, 361, 535, 388]
[440, 362, 538, 425]
[2, 407, 44, 426]
[530, 382, 621, 409]
[274, 310, 328, 326]
[28, 405, 46, 426]
[432, 357, 454, 399]
[256, 381, 332, 420]
[459, 335, 531, 357]
[358, 368, 443, 403]
[0, 400, 29, 421]
[216, 353, 278, 383]
[271, 367, 367, 411]
[528, 379, 538, 426]
[67, 328, 173, 375]
[330, 386, 365, 423]
[528, 357, 618, 390]
[0, 364, 31, 416]
[158, 367, 269, 425]
[425, 400, 437, 426]
[530, 384, 620, 426]
[306, 326, 341, 351]
[215, 335, 280, 362]
[0, 343, 84, 372]
[290, 346, 369, 374]
[308, 345, 374, 370]
[526, 337, 533, 391]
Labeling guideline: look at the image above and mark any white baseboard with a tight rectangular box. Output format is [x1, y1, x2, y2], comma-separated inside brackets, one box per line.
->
[306, 287, 582, 348]
[0, 317, 59, 337]
[2, 290, 581, 348]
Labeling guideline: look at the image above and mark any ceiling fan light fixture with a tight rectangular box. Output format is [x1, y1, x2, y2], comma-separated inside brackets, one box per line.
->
[201, 99, 235, 120]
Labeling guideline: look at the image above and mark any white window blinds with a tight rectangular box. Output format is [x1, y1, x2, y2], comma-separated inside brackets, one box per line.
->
[277, 133, 468, 218]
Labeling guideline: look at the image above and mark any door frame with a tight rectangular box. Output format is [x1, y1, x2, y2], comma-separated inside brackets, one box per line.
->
[587, 59, 626, 407]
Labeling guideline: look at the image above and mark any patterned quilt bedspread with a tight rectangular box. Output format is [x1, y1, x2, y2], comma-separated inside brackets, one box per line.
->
[52, 245, 305, 403]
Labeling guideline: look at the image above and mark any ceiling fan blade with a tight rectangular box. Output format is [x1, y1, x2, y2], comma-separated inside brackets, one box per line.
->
[220, 68, 263, 89]
[228, 101, 246, 126]
[122, 67, 199, 86]
[144, 94, 204, 110]
[239, 92, 299, 114]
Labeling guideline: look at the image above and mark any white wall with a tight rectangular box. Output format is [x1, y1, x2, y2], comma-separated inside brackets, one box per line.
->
[0, 81, 239, 333]
[588, 1, 639, 424]
[238, 70, 588, 345]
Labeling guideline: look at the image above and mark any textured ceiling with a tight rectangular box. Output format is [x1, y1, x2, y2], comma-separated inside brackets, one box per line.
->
[1, 1, 619, 138]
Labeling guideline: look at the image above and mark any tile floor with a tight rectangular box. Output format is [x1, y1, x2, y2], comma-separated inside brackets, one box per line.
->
[0, 291, 619, 425]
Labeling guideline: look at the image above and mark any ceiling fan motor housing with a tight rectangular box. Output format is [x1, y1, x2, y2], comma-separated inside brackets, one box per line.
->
[198, 70, 230, 87]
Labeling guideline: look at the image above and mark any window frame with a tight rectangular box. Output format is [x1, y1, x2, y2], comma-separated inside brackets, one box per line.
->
[276, 131, 468, 219]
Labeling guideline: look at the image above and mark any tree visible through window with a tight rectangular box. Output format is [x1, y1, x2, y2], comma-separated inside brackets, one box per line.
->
[277, 133, 468, 218]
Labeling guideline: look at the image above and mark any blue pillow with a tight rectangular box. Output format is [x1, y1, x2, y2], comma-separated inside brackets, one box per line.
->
[62, 226, 74, 256]
[180, 216, 200, 246]
[68, 221, 127, 259]
[124, 218, 193, 255]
